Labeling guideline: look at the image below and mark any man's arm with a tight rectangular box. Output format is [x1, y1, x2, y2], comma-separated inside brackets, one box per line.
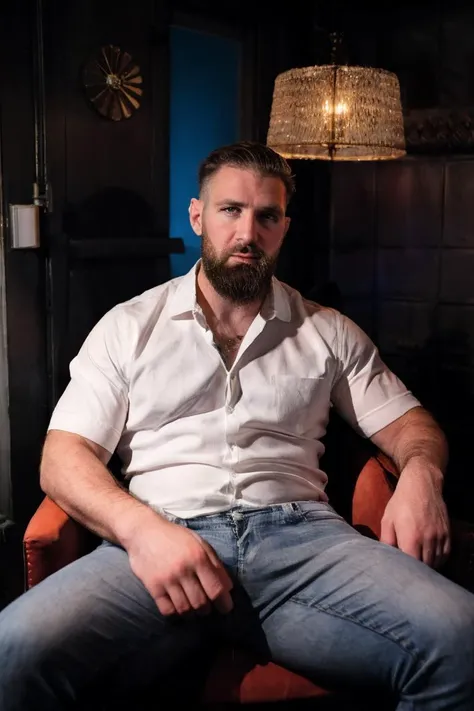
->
[328, 312, 449, 568]
[40, 429, 158, 548]
[370, 406, 451, 568]
[40, 430, 234, 616]
[370, 405, 448, 480]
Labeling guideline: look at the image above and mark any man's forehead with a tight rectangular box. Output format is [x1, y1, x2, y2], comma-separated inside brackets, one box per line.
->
[207, 166, 286, 200]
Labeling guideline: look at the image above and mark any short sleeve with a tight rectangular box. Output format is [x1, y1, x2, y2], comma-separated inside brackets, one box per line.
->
[47, 307, 129, 453]
[330, 313, 421, 438]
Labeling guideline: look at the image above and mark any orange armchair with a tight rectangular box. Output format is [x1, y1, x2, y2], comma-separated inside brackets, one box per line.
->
[22, 422, 474, 709]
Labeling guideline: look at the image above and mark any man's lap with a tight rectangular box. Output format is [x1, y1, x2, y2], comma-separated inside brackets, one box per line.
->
[194, 501, 474, 702]
[2, 501, 473, 701]
[218, 502, 474, 641]
[3, 504, 473, 650]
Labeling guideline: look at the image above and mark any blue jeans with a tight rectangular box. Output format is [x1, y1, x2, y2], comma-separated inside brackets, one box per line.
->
[1, 502, 474, 709]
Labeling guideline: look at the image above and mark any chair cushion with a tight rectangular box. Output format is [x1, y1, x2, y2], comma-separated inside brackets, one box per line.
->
[203, 647, 329, 703]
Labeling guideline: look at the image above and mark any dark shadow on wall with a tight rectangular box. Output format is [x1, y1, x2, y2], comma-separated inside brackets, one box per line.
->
[306, 281, 343, 311]
[63, 186, 158, 240]
[49, 187, 179, 408]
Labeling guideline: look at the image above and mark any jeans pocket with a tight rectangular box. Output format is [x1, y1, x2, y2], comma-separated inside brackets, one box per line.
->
[296, 500, 345, 522]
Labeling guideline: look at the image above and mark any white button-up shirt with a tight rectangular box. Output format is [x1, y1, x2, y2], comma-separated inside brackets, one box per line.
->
[48, 262, 420, 518]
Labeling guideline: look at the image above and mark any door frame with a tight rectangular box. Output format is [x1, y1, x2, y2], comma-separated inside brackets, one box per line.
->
[0, 113, 12, 522]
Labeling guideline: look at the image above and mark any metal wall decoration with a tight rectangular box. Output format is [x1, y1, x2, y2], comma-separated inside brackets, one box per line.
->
[82, 45, 143, 121]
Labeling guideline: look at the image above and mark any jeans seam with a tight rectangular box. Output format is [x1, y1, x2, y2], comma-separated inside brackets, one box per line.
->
[289, 595, 420, 661]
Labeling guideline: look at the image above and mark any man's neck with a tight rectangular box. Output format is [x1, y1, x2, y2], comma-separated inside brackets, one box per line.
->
[196, 266, 265, 334]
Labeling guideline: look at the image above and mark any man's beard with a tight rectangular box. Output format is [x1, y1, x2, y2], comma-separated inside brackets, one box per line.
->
[200, 232, 278, 305]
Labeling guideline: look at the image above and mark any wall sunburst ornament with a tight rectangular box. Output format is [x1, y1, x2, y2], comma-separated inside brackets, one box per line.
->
[82, 45, 143, 121]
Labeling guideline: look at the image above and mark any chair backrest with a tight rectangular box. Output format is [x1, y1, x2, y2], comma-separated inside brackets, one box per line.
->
[320, 411, 378, 521]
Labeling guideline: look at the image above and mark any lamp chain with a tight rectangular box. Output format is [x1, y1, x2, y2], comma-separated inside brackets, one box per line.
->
[329, 31, 344, 66]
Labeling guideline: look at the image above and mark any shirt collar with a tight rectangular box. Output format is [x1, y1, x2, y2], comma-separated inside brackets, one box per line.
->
[168, 260, 291, 323]
[168, 262, 199, 318]
[267, 275, 291, 323]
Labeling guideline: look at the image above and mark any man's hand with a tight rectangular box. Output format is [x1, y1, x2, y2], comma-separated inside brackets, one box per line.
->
[126, 517, 234, 617]
[380, 459, 451, 568]
[40, 431, 234, 613]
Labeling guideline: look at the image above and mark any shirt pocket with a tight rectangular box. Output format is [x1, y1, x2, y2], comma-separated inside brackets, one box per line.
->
[270, 375, 330, 436]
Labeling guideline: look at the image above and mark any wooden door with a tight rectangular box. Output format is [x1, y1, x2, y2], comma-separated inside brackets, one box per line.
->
[41, 0, 183, 407]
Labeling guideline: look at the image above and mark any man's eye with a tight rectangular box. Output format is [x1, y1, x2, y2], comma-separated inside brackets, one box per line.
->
[261, 213, 278, 222]
[222, 206, 239, 215]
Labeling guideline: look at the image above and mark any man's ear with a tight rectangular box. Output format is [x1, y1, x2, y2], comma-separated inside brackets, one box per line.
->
[189, 198, 203, 236]
[284, 216, 291, 236]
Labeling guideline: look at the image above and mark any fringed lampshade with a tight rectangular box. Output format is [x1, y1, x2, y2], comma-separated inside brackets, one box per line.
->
[267, 64, 406, 161]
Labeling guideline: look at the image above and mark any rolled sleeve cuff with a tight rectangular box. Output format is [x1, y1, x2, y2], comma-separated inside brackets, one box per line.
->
[47, 410, 122, 454]
[357, 392, 422, 438]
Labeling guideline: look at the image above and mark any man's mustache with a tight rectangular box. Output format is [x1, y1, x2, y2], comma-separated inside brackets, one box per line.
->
[230, 244, 264, 259]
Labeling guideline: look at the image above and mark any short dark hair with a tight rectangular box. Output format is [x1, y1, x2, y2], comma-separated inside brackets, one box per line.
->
[198, 141, 295, 204]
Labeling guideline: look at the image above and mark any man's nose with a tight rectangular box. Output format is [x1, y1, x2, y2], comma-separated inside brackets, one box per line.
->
[236, 213, 258, 243]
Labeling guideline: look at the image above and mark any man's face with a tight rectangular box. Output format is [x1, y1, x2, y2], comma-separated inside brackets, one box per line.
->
[189, 166, 290, 304]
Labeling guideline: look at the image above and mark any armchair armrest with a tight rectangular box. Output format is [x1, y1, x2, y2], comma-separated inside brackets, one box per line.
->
[23, 497, 96, 589]
[351, 454, 396, 540]
[352, 454, 474, 593]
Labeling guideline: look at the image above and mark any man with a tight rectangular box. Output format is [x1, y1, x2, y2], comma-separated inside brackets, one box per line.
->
[0, 141, 473, 710]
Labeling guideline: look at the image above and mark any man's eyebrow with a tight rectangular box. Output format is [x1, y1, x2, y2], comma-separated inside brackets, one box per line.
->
[258, 204, 285, 217]
[215, 199, 247, 208]
[215, 199, 284, 217]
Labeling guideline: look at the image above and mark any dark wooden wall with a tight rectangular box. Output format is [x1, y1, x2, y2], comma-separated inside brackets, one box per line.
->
[320, 1, 474, 520]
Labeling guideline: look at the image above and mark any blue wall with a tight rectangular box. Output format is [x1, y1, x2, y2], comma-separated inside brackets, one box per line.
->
[169, 26, 240, 276]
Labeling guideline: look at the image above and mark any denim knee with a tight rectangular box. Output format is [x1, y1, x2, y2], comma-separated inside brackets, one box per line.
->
[414, 581, 474, 675]
[0, 593, 60, 674]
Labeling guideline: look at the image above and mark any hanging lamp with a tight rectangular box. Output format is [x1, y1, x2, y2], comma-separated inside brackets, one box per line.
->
[267, 34, 406, 161]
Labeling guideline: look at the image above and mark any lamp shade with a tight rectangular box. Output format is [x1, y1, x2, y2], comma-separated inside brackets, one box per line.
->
[267, 65, 406, 161]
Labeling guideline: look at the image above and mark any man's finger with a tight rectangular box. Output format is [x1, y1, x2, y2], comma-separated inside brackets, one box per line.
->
[181, 573, 212, 613]
[155, 594, 177, 617]
[193, 564, 233, 614]
[399, 538, 423, 562]
[166, 583, 192, 616]
[422, 543, 436, 568]
[434, 534, 452, 569]
[443, 534, 452, 559]
[201, 540, 234, 589]
[213, 590, 234, 614]
[380, 519, 397, 548]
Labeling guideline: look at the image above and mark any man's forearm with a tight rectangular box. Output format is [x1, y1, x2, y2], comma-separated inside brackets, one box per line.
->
[372, 406, 448, 481]
[40, 431, 164, 548]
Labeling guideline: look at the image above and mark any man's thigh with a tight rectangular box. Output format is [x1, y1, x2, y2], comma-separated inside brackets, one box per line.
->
[0, 540, 212, 707]
[242, 502, 474, 692]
